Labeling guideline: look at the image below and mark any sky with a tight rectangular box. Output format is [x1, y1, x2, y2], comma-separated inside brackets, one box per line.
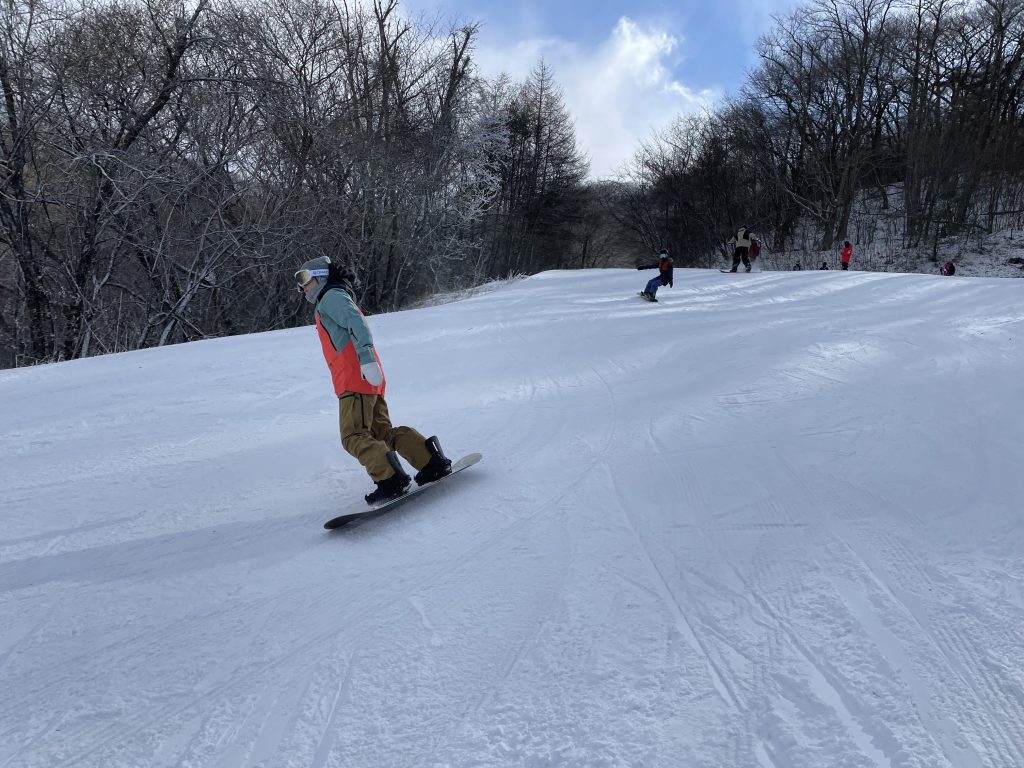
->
[3, 264, 1023, 766]
[404, 0, 806, 178]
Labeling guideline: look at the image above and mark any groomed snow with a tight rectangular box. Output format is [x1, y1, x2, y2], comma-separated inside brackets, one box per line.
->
[2, 268, 1023, 768]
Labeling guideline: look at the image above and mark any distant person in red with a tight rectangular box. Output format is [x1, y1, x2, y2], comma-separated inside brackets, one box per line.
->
[941, 261, 956, 276]
[637, 249, 673, 301]
[748, 238, 761, 266]
[840, 240, 853, 270]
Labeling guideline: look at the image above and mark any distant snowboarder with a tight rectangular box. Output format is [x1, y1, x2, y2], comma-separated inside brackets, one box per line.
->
[637, 249, 673, 301]
[295, 256, 452, 505]
[820, 261, 830, 270]
[941, 261, 956, 276]
[726, 226, 754, 272]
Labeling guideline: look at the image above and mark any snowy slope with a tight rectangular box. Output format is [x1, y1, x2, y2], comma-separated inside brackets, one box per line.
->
[2, 268, 1023, 768]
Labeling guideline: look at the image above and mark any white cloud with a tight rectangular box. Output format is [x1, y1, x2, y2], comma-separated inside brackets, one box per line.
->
[472, 17, 718, 179]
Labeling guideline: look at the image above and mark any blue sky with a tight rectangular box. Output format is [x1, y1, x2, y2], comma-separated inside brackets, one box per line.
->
[403, 0, 804, 178]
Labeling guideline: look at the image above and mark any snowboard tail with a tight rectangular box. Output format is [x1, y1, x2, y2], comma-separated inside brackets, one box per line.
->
[324, 452, 482, 530]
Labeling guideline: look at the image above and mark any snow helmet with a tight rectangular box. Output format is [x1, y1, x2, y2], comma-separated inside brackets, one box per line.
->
[940, 261, 955, 276]
[295, 256, 331, 303]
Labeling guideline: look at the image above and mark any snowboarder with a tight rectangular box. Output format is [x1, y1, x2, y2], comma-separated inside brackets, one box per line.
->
[940, 261, 956, 276]
[726, 226, 754, 272]
[792, 263, 802, 271]
[637, 249, 673, 301]
[296, 256, 452, 504]
[820, 261, 830, 270]
[840, 240, 853, 270]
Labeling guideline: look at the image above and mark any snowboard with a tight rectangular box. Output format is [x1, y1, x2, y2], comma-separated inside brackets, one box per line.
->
[720, 269, 751, 273]
[323, 452, 483, 530]
[637, 291, 658, 302]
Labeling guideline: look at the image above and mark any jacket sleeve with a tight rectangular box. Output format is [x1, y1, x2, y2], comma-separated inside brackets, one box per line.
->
[316, 289, 377, 364]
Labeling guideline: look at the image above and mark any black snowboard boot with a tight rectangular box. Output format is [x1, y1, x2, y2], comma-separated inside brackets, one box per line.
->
[414, 436, 452, 486]
[365, 451, 411, 504]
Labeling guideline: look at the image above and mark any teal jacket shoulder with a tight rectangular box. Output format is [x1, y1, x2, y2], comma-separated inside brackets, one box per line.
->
[315, 287, 376, 364]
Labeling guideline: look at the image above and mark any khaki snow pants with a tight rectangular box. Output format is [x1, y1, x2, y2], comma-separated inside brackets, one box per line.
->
[338, 393, 431, 482]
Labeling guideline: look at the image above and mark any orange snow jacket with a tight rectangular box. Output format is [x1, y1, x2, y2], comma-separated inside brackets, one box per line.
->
[315, 287, 386, 397]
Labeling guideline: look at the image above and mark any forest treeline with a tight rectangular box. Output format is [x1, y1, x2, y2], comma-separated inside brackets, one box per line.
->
[632, 0, 1024, 265]
[3, 0, 1023, 367]
[0, 0, 589, 367]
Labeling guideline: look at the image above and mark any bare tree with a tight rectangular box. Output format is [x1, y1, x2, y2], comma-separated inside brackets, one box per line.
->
[0, 0, 591, 369]
[479, 60, 588, 277]
[0, 0, 67, 363]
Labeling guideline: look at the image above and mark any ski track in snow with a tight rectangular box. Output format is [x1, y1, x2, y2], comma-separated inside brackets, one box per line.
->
[2, 268, 1023, 767]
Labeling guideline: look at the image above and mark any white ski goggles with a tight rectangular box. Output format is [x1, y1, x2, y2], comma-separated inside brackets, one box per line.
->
[295, 268, 329, 289]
